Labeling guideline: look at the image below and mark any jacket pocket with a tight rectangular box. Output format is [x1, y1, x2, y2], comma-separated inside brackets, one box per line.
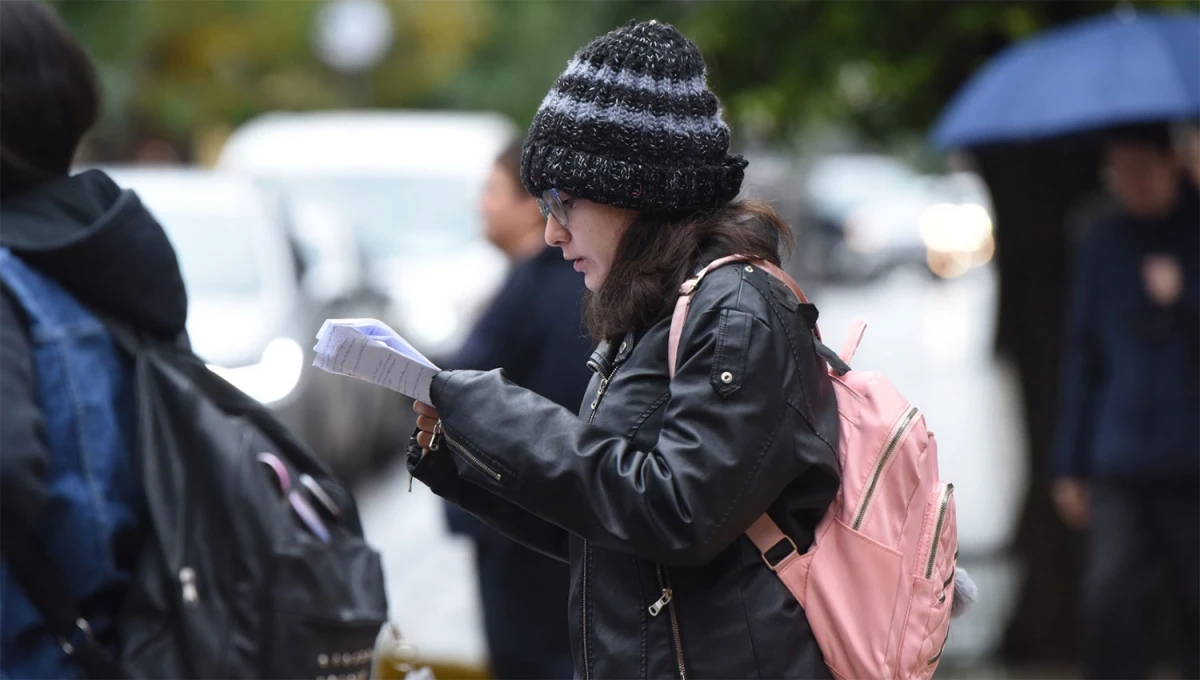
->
[711, 309, 756, 397]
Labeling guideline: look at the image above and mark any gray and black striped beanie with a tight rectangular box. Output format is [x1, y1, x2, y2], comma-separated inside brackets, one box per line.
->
[520, 20, 747, 217]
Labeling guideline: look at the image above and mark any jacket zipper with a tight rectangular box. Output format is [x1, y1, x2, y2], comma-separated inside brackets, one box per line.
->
[924, 483, 954, 579]
[179, 567, 199, 605]
[441, 430, 502, 482]
[852, 406, 919, 530]
[579, 355, 622, 680]
[654, 565, 687, 680]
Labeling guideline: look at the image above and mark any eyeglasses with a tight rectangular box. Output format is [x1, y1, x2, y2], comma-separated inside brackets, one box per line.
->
[536, 188, 577, 226]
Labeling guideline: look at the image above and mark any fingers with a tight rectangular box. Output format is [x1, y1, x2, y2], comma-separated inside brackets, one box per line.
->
[416, 415, 439, 433]
[413, 400, 438, 418]
[416, 431, 434, 450]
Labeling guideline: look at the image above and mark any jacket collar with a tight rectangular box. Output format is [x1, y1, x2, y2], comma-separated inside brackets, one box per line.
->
[587, 330, 636, 378]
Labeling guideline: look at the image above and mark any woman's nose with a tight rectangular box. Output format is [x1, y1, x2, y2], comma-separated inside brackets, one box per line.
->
[544, 216, 569, 248]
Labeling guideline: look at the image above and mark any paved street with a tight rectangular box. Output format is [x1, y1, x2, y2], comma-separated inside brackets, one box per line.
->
[357, 263, 1025, 672]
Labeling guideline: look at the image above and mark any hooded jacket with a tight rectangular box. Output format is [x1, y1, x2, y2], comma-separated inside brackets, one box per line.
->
[0, 169, 187, 677]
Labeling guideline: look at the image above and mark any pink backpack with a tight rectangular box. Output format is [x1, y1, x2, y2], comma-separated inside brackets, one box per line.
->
[669, 255, 975, 680]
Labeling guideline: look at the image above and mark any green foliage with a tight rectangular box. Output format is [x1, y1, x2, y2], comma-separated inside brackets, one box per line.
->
[54, 0, 1195, 159]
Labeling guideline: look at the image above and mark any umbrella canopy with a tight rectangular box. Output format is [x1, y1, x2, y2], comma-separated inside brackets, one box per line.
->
[933, 10, 1200, 149]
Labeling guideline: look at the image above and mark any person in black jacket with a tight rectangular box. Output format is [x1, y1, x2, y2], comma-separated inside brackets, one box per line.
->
[410, 21, 840, 679]
[443, 139, 589, 679]
[1053, 123, 1199, 680]
[0, 2, 188, 676]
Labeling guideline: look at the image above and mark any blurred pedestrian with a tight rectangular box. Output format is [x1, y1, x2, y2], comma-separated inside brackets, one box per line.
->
[0, 1, 189, 676]
[1054, 122, 1199, 680]
[409, 20, 839, 678]
[442, 138, 587, 679]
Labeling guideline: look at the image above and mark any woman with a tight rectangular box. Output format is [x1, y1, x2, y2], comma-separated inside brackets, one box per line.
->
[410, 20, 840, 679]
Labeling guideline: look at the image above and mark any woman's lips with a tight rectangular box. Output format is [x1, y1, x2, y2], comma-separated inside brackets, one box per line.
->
[573, 258, 585, 272]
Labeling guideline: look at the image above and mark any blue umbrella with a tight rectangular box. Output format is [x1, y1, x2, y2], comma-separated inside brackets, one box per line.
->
[932, 10, 1200, 149]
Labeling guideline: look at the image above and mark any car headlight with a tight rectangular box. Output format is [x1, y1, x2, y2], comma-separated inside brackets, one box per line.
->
[920, 203, 993, 254]
[208, 337, 305, 405]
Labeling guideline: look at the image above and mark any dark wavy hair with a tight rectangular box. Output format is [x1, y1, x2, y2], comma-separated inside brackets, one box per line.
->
[584, 200, 793, 342]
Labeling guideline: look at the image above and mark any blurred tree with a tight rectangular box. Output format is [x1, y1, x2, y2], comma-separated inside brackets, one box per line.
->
[683, 0, 1191, 145]
[62, 0, 1189, 159]
[57, 0, 491, 161]
[424, 0, 1189, 146]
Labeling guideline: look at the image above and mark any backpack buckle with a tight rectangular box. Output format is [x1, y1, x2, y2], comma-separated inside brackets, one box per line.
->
[760, 535, 799, 572]
[679, 277, 701, 297]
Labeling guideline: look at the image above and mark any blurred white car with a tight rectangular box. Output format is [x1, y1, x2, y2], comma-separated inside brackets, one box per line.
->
[104, 167, 379, 480]
[803, 155, 994, 280]
[216, 110, 515, 363]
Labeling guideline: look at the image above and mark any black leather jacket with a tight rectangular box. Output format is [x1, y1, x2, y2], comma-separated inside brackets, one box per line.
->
[408, 260, 841, 679]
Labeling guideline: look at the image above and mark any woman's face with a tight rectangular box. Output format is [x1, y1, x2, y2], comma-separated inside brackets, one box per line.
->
[543, 191, 637, 290]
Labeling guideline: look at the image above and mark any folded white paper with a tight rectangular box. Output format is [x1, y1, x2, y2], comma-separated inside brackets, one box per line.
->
[313, 319, 440, 404]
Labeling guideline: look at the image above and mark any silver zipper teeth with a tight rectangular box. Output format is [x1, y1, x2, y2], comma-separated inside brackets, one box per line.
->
[657, 565, 687, 680]
[580, 358, 621, 680]
[853, 406, 919, 530]
[442, 431, 502, 481]
[581, 542, 591, 680]
[924, 484, 954, 579]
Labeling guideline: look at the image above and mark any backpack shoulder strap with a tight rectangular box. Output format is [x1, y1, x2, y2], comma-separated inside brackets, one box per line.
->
[668, 255, 843, 378]
[665, 254, 843, 577]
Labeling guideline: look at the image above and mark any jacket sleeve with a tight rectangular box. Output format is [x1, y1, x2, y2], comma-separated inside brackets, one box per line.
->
[1053, 229, 1105, 480]
[427, 296, 835, 567]
[0, 287, 50, 550]
[408, 436, 570, 563]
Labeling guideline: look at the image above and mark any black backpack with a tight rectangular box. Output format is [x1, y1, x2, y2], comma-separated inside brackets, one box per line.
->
[8, 317, 389, 678]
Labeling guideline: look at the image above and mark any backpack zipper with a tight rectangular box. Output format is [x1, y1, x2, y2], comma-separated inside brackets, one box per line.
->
[654, 564, 687, 680]
[924, 483, 954, 579]
[579, 354, 622, 680]
[852, 406, 919, 530]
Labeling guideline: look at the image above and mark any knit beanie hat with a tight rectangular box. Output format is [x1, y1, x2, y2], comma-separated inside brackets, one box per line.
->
[521, 20, 747, 216]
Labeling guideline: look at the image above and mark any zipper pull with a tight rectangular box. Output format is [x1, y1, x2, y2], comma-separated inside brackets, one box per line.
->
[590, 378, 609, 410]
[179, 567, 199, 605]
[648, 588, 673, 617]
[428, 420, 444, 452]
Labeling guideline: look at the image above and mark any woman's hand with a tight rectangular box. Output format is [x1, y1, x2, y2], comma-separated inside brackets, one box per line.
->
[413, 400, 442, 451]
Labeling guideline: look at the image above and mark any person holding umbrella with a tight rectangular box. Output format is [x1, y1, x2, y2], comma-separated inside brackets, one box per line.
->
[1053, 122, 1199, 680]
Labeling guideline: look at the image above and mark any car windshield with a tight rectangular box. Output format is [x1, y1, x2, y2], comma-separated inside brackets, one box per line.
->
[260, 176, 478, 261]
[153, 212, 263, 297]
